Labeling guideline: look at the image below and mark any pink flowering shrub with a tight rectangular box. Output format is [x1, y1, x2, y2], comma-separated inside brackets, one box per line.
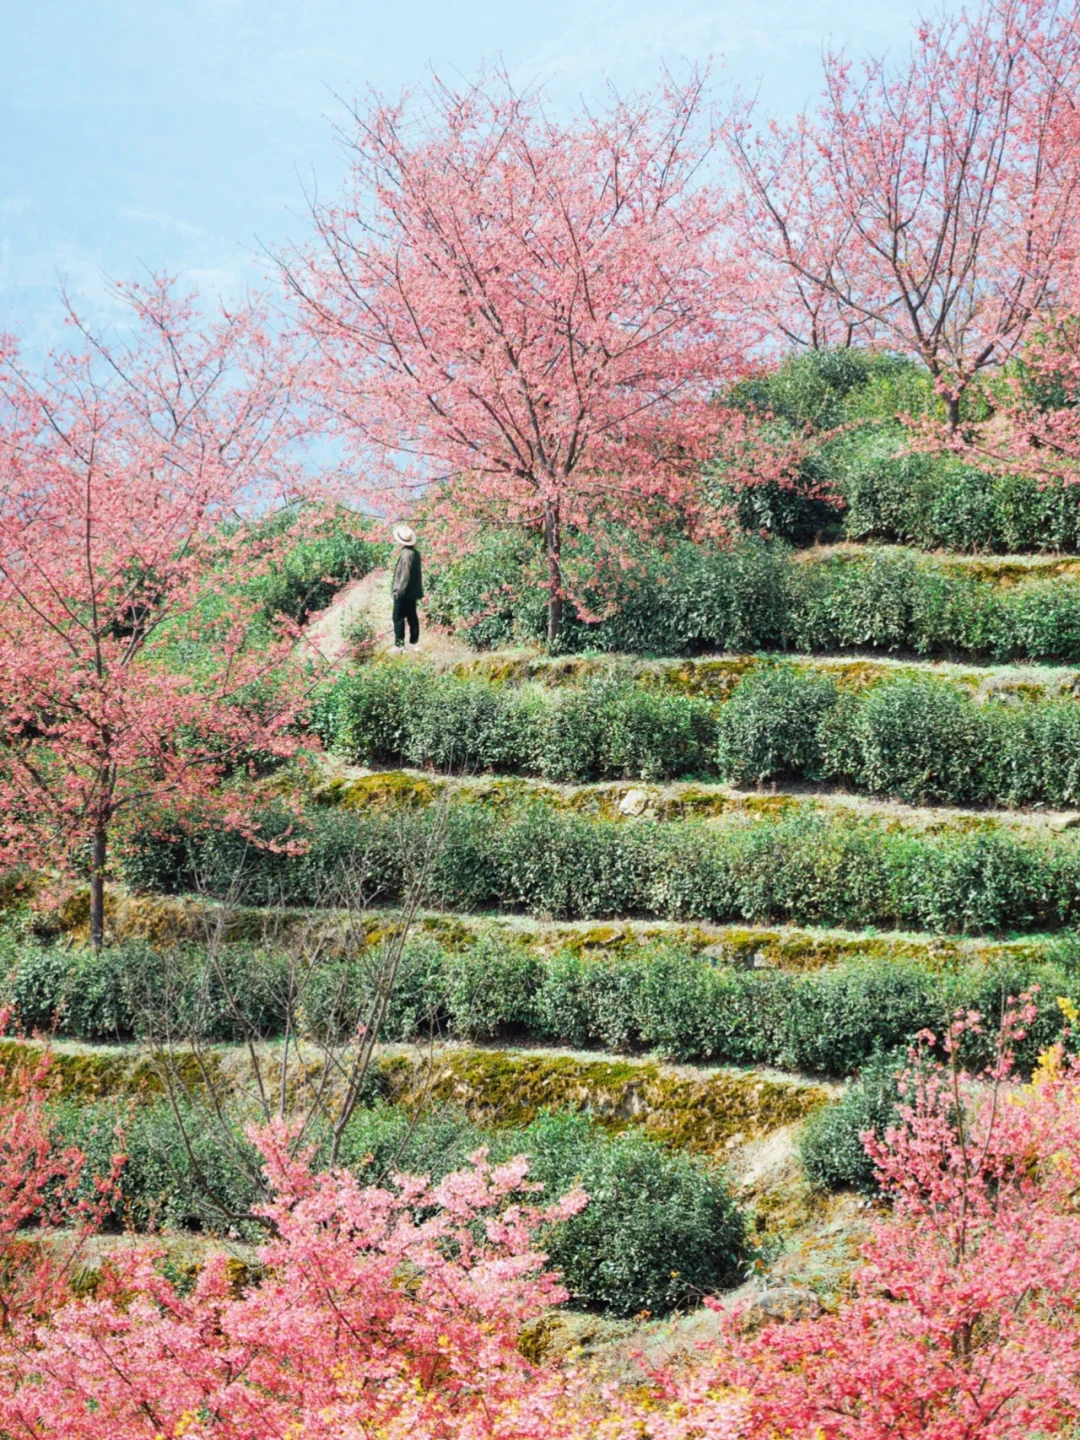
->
[0, 1119, 614, 1439]
[654, 997, 1080, 1438]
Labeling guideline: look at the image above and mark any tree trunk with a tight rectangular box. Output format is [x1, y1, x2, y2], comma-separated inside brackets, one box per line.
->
[946, 393, 961, 431]
[89, 825, 107, 951]
[544, 502, 562, 646]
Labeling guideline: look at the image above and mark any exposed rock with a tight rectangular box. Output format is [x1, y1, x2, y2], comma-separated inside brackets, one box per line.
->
[737, 1286, 823, 1333]
[618, 788, 649, 816]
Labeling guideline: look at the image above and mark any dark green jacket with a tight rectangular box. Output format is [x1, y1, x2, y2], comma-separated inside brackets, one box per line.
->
[392, 545, 423, 601]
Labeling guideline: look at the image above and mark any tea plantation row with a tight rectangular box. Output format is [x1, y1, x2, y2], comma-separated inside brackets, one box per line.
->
[318, 661, 1080, 807]
[13, 927, 1076, 1080]
[122, 802, 1080, 935]
[429, 537, 1080, 661]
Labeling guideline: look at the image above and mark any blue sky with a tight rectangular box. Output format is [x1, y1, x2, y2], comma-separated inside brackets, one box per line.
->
[1, 0, 946, 351]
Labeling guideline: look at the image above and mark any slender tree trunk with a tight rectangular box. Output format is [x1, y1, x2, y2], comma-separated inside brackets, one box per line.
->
[89, 825, 107, 951]
[946, 393, 961, 431]
[544, 501, 562, 646]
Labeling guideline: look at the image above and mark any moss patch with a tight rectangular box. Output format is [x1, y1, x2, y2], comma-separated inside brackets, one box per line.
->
[384, 1050, 828, 1156]
[0, 1041, 223, 1102]
[313, 771, 442, 811]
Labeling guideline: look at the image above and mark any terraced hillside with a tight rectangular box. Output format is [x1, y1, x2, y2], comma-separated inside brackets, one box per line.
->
[8, 356, 1080, 1352]
[7, 581, 1080, 1340]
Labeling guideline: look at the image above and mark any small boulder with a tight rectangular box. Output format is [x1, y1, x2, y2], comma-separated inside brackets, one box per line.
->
[738, 1286, 823, 1334]
[619, 788, 649, 817]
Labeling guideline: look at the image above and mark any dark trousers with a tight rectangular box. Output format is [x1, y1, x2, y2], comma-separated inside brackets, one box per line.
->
[393, 596, 419, 645]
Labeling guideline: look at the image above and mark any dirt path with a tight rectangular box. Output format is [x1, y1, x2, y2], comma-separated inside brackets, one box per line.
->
[301, 567, 473, 667]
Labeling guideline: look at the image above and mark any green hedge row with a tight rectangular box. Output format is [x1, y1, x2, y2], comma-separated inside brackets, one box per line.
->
[428, 535, 1080, 663]
[318, 661, 1080, 808]
[834, 432, 1080, 555]
[119, 802, 1080, 935]
[314, 663, 717, 781]
[52, 1099, 745, 1318]
[12, 928, 1079, 1079]
[719, 665, 1080, 806]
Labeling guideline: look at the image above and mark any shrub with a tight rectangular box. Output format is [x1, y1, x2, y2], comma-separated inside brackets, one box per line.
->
[799, 1048, 905, 1193]
[51, 1092, 748, 1320]
[835, 428, 1080, 554]
[779, 962, 941, 1075]
[299, 935, 449, 1044]
[320, 666, 715, 783]
[443, 933, 541, 1039]
[823, 677, 988, 805]
[717, 663, 837, 785]
[515, 1111, 746, 1316]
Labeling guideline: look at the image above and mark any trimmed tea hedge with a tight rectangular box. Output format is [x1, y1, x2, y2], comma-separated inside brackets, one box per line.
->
[318, 661, 1080, 809]
[314, 664, 716, 782]
[120, 800, 1080, 935]
[12, 925, 1079, 1079]
[799, 1049, 905, 1192]
[428, 536, 1080, 663]
[723, 666, 1080, 806]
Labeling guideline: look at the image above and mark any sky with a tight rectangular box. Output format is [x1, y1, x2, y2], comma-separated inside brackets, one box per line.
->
[0, 0, 950, 353]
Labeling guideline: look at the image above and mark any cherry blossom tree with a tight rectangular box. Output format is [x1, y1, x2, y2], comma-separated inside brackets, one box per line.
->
[0, 1023, 120, 1336]
[0, 279, 313, 947]
[729, 0, 1080, 427]
[967, 304, 1080, 481]
[283, 71, 758, 642]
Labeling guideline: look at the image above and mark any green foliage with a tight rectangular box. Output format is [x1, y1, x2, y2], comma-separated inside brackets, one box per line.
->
[799, 1049, 905, 1192]
[515, 1110, 746, 1316]
[53, 1093, 263, 1232]
[247, 507, 388, 626]
[299, 935, 449, 1044]
[425, 531, 549, 647]
[316, 657, 1080, 810]
[319, 664, 716, 782]
[49, 1092, 747, 1317]
[834, 427, 1080, 554]
[717, 663, 837, 785]
[822, 678, 987, 805]
[12, 921, 1080, 1084]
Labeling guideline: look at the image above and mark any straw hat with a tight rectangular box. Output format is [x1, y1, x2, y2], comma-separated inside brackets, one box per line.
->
[392, 523, 416, 546]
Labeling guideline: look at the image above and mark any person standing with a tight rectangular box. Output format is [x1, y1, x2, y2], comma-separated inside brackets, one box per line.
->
[390, 524, 423, 649]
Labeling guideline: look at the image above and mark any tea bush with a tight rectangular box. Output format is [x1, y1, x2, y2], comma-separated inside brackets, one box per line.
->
[430, 535, 1080, 663]
[121, 800, 1080, 935]
[716, 663, 836, 785]
[317, 661, 1080, 810]
[822, 677, 988, 806]
[799, 1049, 905, 1192]
[513, 1111, 746, 1316]
[443, 932, 542, 1040]
[318, 665, 717, 782]
[835, 428, 1080, 554]
[246, 508, 388, 626]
